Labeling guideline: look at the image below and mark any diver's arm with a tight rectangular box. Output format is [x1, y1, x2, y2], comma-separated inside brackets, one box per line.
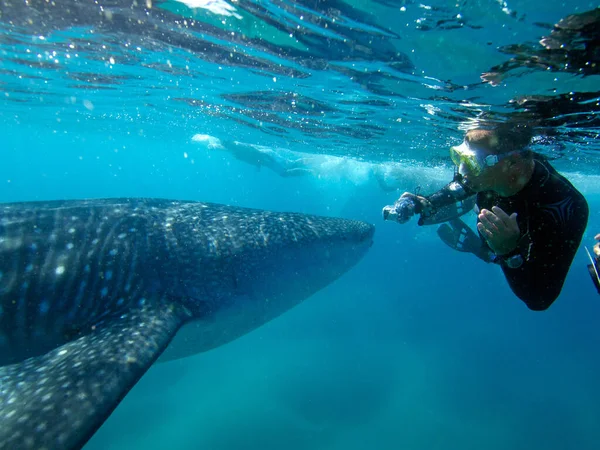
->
[417, 178, 476, 226]
[382, 176, 475, 225]
[418, 193, 476, 226]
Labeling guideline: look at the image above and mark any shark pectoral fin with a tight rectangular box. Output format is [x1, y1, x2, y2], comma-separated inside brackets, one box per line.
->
[0, 301, 189, 450]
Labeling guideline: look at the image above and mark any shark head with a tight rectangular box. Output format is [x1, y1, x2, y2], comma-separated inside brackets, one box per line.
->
[157, 202, 375, 359]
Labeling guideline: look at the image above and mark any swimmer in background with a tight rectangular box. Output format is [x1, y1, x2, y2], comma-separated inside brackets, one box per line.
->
[192, 134, 314, 177]
[192, 133, 444, 192]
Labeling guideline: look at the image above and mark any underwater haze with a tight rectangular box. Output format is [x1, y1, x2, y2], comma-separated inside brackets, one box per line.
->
[1, 1, 600, 449]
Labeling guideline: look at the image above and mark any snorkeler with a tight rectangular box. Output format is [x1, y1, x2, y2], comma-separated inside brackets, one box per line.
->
[191, 134, 314, 177]
[587, 234, 600, 295]
[382, 124, 589, 310]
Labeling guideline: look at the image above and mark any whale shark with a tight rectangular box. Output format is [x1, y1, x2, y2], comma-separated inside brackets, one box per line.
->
[0, 198, 374, 449]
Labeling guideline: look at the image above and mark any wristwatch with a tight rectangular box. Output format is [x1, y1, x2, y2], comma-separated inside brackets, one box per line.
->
[503, 253, 524, 269]
[490, 250, 524, 269]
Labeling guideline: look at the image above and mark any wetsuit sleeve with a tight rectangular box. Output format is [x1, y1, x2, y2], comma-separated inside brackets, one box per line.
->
[418, 180, 476, 226]
[501, 195, 589, 310]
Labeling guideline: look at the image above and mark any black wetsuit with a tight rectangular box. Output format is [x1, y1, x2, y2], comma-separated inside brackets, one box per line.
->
[424, 157, 589, 310]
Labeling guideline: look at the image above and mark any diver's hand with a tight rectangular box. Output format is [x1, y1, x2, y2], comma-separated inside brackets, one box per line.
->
[382, 192, 430, 224]
[593, 233, 600, 258]
[477, 206, 520, 255]
[382, 192, 418, 224]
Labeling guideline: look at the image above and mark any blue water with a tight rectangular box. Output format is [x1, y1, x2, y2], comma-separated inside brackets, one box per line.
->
[2, 0, 600, 449]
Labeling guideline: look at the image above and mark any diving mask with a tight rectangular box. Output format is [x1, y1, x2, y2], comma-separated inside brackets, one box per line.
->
[449, 141, 517, 176]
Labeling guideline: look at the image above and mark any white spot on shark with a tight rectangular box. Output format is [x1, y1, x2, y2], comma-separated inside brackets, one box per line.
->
[55, 266, 65, 275]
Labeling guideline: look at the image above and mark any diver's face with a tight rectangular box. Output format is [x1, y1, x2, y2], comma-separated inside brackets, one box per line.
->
[457, 147, 504, 192]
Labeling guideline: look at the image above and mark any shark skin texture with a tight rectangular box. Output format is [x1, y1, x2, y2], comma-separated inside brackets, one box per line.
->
[0, 198, 374, 450]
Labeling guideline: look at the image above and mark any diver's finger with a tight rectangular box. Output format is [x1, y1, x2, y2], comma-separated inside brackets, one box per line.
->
[595, 233, 600, 241]
[507, 213, 519, 232]
[477, 222, 493, 239]
[479, 209, 500, 230]
[478, 214, 498, 233]
[491, 206, 512, 226]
